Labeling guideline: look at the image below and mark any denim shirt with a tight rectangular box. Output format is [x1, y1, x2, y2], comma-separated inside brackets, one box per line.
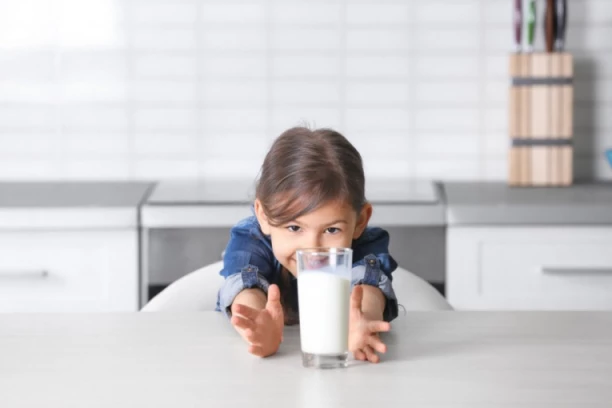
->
[215, 216, 399, 322]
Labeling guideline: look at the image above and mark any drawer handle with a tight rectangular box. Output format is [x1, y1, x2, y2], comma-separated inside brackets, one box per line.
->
[541, 267, 612, 275]
[0, 270, 49, 279]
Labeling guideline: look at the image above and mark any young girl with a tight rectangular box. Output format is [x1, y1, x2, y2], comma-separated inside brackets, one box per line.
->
[216, 127, 398, 363]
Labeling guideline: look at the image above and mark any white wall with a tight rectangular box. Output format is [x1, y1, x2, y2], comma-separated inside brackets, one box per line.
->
[0, 0, 610, 181]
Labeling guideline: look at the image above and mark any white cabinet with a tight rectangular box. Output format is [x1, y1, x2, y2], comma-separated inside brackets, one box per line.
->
[447, 227, 612, 310]
[0, 230, 138, 312]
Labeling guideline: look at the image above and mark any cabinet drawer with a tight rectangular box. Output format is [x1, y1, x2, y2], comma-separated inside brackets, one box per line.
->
[0, 230, 137, 312]
[447, 227, 612, 310]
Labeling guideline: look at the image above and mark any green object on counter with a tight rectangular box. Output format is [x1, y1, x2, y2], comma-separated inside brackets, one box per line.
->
[527, 0, 536, 50]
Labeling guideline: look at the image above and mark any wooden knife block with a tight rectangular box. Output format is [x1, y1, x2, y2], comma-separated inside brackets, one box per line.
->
[508, 53, 574, 187]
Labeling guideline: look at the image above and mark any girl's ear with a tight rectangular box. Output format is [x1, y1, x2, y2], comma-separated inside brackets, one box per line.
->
[254, 199, 271, 235]
[353, 202, 372, 240]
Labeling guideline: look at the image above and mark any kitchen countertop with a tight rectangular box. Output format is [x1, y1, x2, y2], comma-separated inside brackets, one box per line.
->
[147, 178, 440, 204]
[445, 182, 612, 225]
[142, 179, 446, 228]
[0, 182, 152, 208]
[3, 181, 611, 229]
[1, 311, 610, 407]
[0, 182, 154, 229]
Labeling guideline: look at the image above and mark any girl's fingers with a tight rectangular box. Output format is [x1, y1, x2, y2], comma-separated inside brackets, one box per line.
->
[244, 329, 264, 345]
[232, 317, 262, 344]
[231, 315, 256, 331]
[266, 285, 284, 320]
[368, 335, 387, 354]
[233, 304, 260, 320]
[364, 346, 380, 363]
[248, 344, 265, 357]
[350, 285, 364, 311]
[367, 320, 391, 334]
[354, 349, 366, 361]
[266, 284, 281, 306]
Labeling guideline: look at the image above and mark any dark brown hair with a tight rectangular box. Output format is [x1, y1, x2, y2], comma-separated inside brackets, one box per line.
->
[256, 126, 366, 226]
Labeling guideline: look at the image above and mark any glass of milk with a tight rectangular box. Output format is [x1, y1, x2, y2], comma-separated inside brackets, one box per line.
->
[296, 247, 352, 369]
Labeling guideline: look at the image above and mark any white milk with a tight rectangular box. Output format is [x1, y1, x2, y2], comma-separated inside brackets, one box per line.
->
[298, 270, 350, 355]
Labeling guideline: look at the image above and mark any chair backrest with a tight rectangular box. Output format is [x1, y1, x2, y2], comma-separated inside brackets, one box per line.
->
[141, 261, 225, 312]
[392, 267, 453, 311]
[142, 262, 452, 312]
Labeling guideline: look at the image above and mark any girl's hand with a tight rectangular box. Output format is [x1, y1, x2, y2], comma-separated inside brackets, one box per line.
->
[348, 285, 391, 363]
[231, 284, 284, 357]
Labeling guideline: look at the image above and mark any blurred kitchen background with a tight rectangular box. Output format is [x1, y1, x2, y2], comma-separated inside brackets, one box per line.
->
[2, 0, 611, 180]
[0, 0, 611, 313]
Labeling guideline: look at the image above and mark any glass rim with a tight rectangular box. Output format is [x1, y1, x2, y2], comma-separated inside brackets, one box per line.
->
[295, 247, 353, 256]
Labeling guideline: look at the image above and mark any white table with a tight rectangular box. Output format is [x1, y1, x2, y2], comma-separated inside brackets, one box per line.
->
[1, 312, 611, 407]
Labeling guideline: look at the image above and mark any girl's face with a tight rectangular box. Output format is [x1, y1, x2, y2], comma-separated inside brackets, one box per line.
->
[254, 199, 372, 277]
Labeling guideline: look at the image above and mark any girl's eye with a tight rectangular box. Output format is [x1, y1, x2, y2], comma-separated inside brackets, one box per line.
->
[287, 225, 301, 233]
[325, 227, 341, 234]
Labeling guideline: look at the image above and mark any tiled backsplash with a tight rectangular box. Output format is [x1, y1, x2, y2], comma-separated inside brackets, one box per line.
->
[0, 0, 610, 181]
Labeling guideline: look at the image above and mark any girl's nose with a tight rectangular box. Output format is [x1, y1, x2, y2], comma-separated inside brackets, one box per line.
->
[304, 233, 322, 249]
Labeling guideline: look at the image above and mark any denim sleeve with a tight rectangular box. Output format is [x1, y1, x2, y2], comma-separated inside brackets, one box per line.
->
[216, 218, 276, 317]
[352, 227, 399, 322]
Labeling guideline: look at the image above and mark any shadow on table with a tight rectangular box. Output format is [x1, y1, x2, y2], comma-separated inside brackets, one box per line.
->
[373, 321, 487, 364]
[277, 318, 485, 367]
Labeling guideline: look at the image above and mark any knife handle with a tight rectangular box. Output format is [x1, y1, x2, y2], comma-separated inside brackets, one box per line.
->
[527, 0, 536, 50]
[514, 0, 523, 52]
[555, 0, 567, 51]
[545, 0, 556, 52]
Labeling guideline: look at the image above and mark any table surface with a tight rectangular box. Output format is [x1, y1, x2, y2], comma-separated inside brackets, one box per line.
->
[1, 312, 611, 408]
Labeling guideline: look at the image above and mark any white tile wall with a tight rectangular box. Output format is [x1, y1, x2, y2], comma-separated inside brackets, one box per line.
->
[346, 4, 410, 25]
[272, 4, 343, 24]
[0, 0, 610, 181]
[416, 1, 481, 24]
[271, 107, 341, 135]
[347, 28, 412, 51]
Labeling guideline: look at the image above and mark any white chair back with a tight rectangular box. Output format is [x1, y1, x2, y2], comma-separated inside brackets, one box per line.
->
[142, 261, 453, 312]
